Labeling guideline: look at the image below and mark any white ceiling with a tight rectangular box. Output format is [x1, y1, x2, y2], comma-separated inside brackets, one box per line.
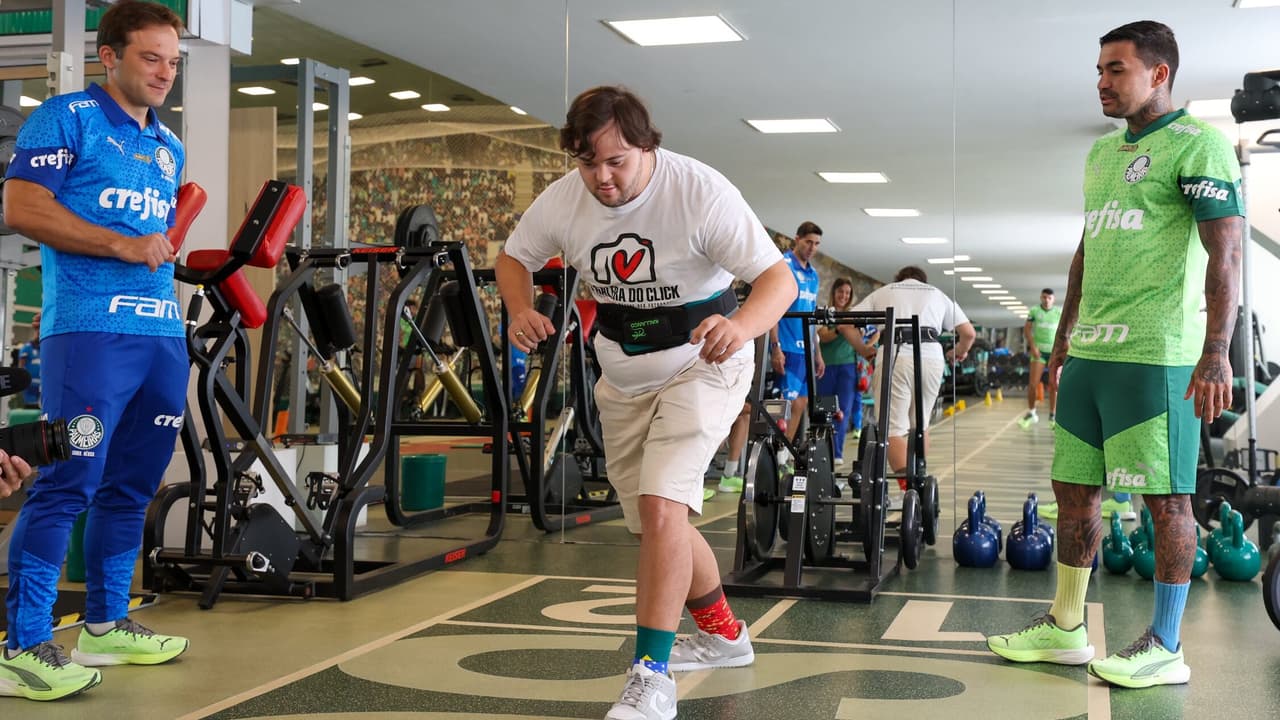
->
[279, 0, 1280, 327]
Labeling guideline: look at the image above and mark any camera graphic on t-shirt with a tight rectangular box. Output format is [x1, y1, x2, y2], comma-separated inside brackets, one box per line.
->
[591, 233, 657, 286]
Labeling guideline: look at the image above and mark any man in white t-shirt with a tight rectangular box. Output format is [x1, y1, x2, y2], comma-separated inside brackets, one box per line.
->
[496, 86, 795, 720]
[854, 266, 975, 489]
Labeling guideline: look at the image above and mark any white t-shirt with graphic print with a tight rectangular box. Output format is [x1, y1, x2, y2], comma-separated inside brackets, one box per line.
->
[504, 147, 781, 393]
[853, 279, 969, 361]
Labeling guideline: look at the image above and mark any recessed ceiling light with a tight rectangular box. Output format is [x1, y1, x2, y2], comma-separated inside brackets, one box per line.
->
[237, 86, 276, 96]
[745, 118, 840, 134]
[348, 76, 376, 87]
[280, 57, 299, 65]
[864, 208, 921, 217]
[421, 103, 450, 112]
[18, 95, 41, 107]
[953, 255, 970, 261]
[818, 172, 889, 184]
[389, 90, 421, 100]
[972, 283, 1002, 289]
[1234, 0, 1280, 7]
[170, 106, 182, 112]
[901, 237, 948, 245]
[962, 276, 993, 282]
[1185, 98, 1232, 116]
[926, 258, 955, 265]
[312, 102, 328, 111]
[953, 266, 982, 272]
[999, 300, 1021, 306]
[604, 15, 745, 46]
[348, 112, 363, 121]
[982, 290, 1009, 295]
[510, 106, 528, 115]
[989, 293, 1015, 299]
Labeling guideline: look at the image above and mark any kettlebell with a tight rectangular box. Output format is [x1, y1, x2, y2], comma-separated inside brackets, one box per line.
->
[1191, 525, 1210, 579]
[1007, 494, 1053, 570]
[1206, 501, 1235, 564]
[1101, 513, 1134, 574]
[976, 491, 1003, 553]
[1214, 510, 1262, 582]
[954, 495, 1000, 568]
[1129, 505, 1152, 550]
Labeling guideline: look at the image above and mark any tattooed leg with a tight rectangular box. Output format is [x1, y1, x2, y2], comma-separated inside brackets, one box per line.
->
[1052, 480, 1102, 568]
[1145, 494, 1196, 584]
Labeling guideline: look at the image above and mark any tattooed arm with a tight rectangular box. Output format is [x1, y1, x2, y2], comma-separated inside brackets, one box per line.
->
[1186, 215, 1243, 420]
[1047, 238, 1084, 395]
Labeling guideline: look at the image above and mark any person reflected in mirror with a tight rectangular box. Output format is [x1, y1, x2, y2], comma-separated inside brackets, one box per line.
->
[853, 266, 974, 506]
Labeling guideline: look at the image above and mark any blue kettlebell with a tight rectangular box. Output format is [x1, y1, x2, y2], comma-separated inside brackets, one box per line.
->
[1007, 494, 1053, 570]
[954, 495, 1000, 567]
[976, 491, 1003, 553]
[1027, 492, 1055, 548]
[1101, 513, 1134, 574]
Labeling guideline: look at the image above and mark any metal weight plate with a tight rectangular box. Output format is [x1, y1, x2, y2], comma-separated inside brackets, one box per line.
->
[741, 439, 780, 560]
[1264, 548, 1280, 632]
[921, 475, 940, 546]
[857, 423, 881, 542]
[545, 452, 584, 507]
[1193, 467, 1253, 532]
[899, 489, 923, 569]
[803, 433, 837, 562]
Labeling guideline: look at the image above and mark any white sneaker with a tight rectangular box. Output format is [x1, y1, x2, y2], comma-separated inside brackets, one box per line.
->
[668, 620, 755, 671]
[606, 663, 678, 720]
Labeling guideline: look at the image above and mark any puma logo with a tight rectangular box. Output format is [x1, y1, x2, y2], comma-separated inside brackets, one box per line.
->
[106, 136, 126, 156]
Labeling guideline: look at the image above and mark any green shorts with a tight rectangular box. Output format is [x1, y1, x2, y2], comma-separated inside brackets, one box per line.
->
[1038, 350, 1051, 364]
[1051, 357, 1197, 495]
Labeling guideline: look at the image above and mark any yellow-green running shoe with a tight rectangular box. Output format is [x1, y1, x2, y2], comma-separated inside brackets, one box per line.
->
[703, 487, 717, 502]
[1101, 498, 1137, 521]
[987, 613, 1094, 665]
[718, 475, 743, 493]
[71, 618, 189, 667]
[1087, 627, 1190, 688]
[0, 642, 101, 701]
[1039, 502, 1058, 520]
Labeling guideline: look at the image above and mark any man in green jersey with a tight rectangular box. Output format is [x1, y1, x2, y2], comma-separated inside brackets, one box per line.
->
[987, 21, 1241, 689]
[1019, 288, 1061, 429]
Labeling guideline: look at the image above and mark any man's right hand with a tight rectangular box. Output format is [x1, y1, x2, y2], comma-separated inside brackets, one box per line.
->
[1047, 342, 1069, 395]
[115, 232, 177, 272]
[508, 307, 557, 354]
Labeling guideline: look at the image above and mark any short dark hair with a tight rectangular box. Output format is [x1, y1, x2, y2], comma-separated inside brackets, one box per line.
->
[796, 221, 823, 238]
[560, 86, 662, 160]
[1100, 21, 1179, 91]
[895, 266, 927, 283]
[97, 0, 184, 58]
[1041, 288, 1054, 295]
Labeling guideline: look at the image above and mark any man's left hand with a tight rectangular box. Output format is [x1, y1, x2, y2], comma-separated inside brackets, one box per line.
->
[691, 314, 749, 363]
[1185, 349, 1233, 420]
[0, 450, 33, 499]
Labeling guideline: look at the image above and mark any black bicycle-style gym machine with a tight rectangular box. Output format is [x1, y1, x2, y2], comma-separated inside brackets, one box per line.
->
[724, 308, 941, 602]
[144, 191, 509, 607]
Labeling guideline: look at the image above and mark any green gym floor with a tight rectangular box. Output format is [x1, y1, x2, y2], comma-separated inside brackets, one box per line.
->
[10, 398, 1280, 719]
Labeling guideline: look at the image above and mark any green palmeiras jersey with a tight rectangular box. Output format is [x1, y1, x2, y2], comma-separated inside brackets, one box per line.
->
[1071, 110, 1243, 366]
[1027, 305, 1062, 350]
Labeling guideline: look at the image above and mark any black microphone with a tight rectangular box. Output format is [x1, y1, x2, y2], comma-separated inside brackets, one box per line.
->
[0, 367, 31, 397]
